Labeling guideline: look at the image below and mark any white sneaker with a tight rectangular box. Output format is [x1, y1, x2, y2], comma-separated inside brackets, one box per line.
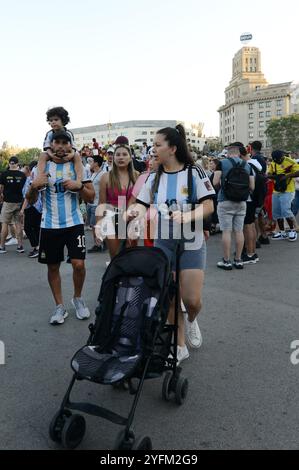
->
[272, 231, 287, 240]
[5, 237, 18, 246]
[177, 345, 190, 365]
[72, 297, 91, 320]
[185, 317, 203, 349]
[288, 230, 297, 242]
[50, 305, 69, 325]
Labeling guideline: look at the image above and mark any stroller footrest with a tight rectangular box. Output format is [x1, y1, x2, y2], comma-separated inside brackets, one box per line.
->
[67, 401, 127, 426]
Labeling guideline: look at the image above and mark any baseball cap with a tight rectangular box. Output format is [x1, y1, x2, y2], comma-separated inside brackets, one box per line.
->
[9, 156, 19, 164]
[107, 147, 115, 154]
[50, 131, 72, 143]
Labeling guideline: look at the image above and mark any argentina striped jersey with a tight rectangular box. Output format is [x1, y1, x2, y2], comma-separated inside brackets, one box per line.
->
[136, 165, 215, 210]
[40, 162, 83, 229]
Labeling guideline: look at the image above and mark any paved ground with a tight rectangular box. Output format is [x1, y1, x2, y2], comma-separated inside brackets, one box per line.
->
[0, 232, 299, 450]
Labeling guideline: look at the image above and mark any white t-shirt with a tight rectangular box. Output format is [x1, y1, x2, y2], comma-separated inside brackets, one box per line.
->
[90, 165, 106, 206]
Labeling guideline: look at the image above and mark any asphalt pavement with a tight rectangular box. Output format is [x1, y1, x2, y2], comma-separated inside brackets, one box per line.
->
[0, 232, 299, 450]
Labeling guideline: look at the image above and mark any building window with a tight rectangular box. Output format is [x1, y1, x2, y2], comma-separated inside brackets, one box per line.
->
[266, 111, 271, 118]
[266, 140, 271, 148]
[256, 86, 261, 91]
[277, 110, 282, 117]
[142, 131, 148, 135]
[259, 102, 264, 108]
[249, 113, 254, 119]
[248, 104, 254, 110]
[150, 131, 155, 135]
[259, 112, 264, 118]
[249, 132, 254, 139]
[259, 131, 264, 138]
[248, 122, 254, 129]
[276, 99, 283, 107]
[266, 101, 271, 108]
[259, 122, 265, 128]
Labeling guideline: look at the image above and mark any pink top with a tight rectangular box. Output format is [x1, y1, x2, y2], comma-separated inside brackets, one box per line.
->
[106, 184, 134, 209]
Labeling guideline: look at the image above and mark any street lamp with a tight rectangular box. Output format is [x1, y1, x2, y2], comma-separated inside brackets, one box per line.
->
[107, 122, 112, 145]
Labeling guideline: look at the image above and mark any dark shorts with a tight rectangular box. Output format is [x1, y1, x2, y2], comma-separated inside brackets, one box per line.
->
[38, 225, 86, 265]
[244, 202, 256, 225]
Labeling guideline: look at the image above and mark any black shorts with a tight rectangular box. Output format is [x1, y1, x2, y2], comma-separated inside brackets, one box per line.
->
[38, 225, 86, 265]
[244, 202, 256, 225]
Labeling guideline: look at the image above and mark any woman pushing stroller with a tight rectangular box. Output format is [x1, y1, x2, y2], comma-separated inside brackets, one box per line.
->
[126, 125, 215, 364]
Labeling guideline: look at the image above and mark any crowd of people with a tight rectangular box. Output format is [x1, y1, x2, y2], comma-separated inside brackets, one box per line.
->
[1, 106, 299, 366]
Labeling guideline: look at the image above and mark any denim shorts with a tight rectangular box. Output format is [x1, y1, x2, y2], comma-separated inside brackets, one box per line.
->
[272, 192, 295, 220]
[87, 204, 97, 226]
[154, 239, 207, 271]
[217, 201, 246, 232]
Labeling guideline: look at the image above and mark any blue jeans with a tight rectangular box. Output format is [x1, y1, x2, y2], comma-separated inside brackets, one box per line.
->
[291, 191, 299, 217]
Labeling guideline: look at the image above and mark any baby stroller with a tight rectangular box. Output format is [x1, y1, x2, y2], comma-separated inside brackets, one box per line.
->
[49, 245, 189, 450]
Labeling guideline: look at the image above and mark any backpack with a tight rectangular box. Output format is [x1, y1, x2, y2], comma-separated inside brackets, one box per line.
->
[223, 159, 250, 202]
[273, 164, 287, 193]
[248, 163, 268, 207]
[133, 158, 147, 173]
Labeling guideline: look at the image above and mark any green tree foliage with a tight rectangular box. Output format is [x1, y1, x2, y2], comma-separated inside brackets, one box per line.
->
[265, 114, 299, 151]
[0, 149, 10, 172]
[0, 146, 41, 172]
[16, 148, 41, 165]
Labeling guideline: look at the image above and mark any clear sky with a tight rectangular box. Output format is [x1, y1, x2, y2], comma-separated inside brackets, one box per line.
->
[1, 0, 298, 148]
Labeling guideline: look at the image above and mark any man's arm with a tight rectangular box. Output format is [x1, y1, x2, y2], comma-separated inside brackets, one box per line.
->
[249, 175, 255, 192]
[79, 182, 95, 204]
[284, 171, 299, 179]
[62, 180, 95, 203]
[0, 184, 4, 203]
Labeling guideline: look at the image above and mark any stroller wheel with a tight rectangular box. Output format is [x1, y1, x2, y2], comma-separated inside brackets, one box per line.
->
[132, 435, 152, 450]
[113, 429, 135, 450]
[175, 376, 189, 406]
[61, 414, 86, 449]
[162, 372, 174, 401]
[49, 410, 72, 443]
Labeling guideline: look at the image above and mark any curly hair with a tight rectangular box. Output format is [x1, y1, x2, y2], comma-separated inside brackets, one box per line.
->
[46, 107, 70, 126]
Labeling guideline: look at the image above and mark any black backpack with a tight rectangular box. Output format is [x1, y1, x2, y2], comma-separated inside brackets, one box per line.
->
[248, 163, 268, 207]
[273, 164, 288, 193]
[133, 158, 147, 173]
[223, 159, 250, 202]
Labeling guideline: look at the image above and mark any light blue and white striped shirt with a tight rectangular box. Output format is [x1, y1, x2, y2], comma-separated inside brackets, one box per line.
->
[40, 162, 83, 229]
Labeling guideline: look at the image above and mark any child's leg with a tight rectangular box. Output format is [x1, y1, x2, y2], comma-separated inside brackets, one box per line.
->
[37, 152, 49, 176]
[74, 153, 83, 183]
